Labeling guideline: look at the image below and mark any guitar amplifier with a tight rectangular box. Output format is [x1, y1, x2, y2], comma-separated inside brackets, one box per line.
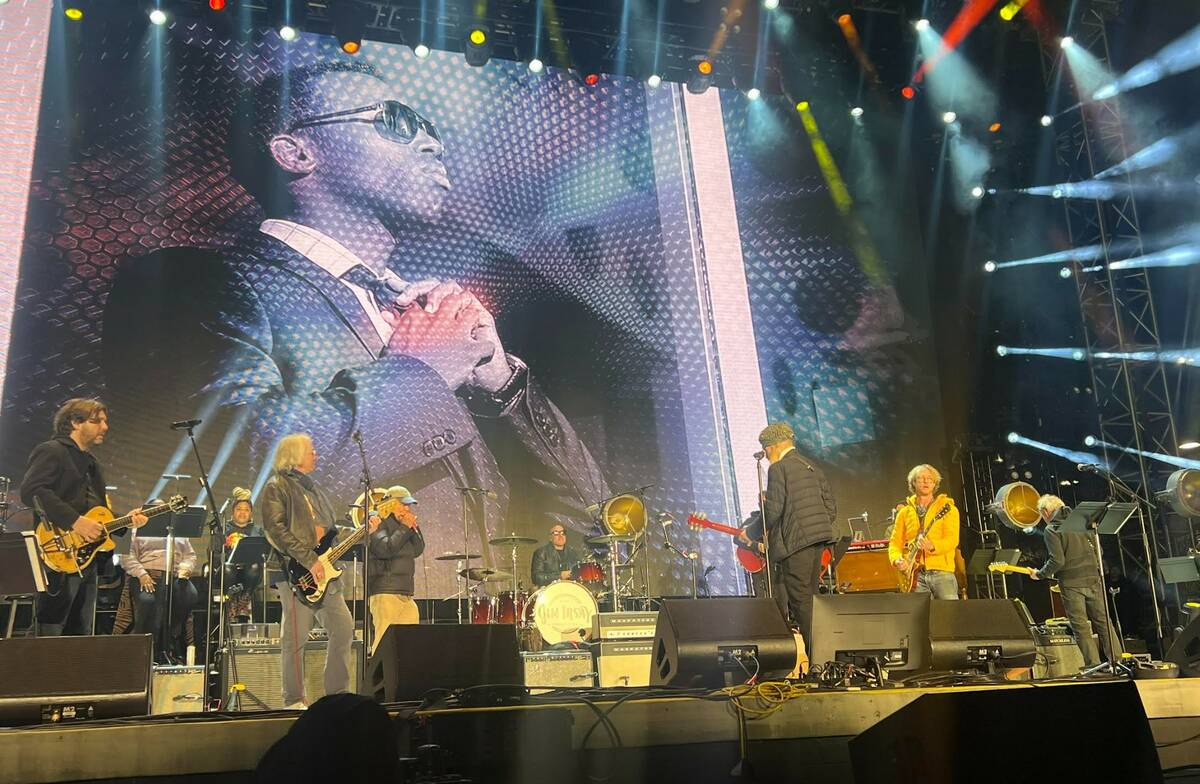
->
[1033, 624, 1086, 679]
[592, 611, 658, 640]
[522, 651, 595, 692]
[229, 622, 280, 640]
[221, 640, 361, 710]
[151, 665, 206, 714]
[596, 640, 653, 687]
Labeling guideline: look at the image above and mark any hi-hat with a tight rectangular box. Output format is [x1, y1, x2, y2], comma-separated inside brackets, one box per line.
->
[434, 551, 482, 561]
[587, 533, 635, 545]
[488, 534, 538, 546]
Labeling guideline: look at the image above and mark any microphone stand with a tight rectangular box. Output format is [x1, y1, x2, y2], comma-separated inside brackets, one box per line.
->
[174, 422, 222, 708]
[351, 432, 375, 681]
[755, 454, 774, 599]
[660, 522, 699, 599]
[1096, 466, 1164, 654]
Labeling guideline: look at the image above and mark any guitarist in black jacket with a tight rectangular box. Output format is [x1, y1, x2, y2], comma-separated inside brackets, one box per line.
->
[20, 398, 147, 636]
[758, 422, 837, 653]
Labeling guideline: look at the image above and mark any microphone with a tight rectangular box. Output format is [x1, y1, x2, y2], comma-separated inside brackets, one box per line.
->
[170, 419, 202, 430]
[458, 486, 498, 499]
[657, 512, 674, 526]
[753, 450, 766, 460]
[218, 497, 230, 518]
[351, 430, 363, 444]
[1077, 463, 1106, 474]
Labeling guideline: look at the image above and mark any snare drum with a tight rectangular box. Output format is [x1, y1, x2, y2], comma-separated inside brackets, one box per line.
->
[572, 560, 606, 587]
[494, 590, 527, 624]
[527, 580, 598, 645]
[469, 595, 494, 624]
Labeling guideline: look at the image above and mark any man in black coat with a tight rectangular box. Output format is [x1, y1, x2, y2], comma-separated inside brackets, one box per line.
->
[102, 61, 609, 598]
[758, 422, 836, 653]
[20, 398, 147, 636]
[366, 485, 425, 653]
[530, 524, 588, 587]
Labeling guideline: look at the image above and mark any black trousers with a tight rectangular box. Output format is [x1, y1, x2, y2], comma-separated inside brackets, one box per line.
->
[37, 567, 97, 636]
[772, 543, 826, 652]
[133, 575, 198, 659]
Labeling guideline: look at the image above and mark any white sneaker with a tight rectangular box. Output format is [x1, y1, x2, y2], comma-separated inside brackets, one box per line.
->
[284, 701, 308, 710]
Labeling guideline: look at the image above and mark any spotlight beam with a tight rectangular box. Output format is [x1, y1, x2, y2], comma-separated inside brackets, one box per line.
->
[1086, 436, 1200, 472]
[1093, 23, 1200, 100]
[1008, 434, 1110, 472]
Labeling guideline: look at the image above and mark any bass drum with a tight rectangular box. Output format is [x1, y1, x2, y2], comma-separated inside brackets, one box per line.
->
[526, 580, 598, 645]
[992, 482, 1041, 531]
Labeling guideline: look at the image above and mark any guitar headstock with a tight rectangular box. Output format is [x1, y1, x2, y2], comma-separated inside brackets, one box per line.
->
[687, 512, 707, 529]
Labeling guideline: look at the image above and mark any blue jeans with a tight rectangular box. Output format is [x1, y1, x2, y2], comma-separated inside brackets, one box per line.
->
[916, 569, 959, 600]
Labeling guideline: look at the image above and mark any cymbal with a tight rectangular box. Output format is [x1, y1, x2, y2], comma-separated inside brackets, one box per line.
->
[459, 568, 513, 582]
[434, 551, 482, 561]
[488, 534, 539, 546]
[587, 533, 635, 545]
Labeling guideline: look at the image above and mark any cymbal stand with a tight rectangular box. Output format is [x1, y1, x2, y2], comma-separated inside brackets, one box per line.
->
[606, 542, 622, 611]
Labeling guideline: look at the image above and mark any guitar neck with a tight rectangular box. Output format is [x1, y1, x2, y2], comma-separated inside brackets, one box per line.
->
[687, 516, 742, 537]
[105, 503, 175, 535]
[326, 524, 368, 562]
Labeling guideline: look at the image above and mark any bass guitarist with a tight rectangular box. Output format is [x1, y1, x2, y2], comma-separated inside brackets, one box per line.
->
[20, 398, 148, 636]
[888, 464, 960, 599]
[261, 432, 375, 709]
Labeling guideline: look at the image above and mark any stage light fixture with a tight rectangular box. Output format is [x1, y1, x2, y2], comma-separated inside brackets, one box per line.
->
[1084, 435, 1097, 447]
[971, 185, 984, 198]
[414, 44, 431, 59]
[1060, 36, 1074, 49]
[269, 0, 306, 41]
[149, 8, 168, 25]
[688, 55, 715, 94]
[647, 74, 662, 88]
[996, 344, 1008, 356]
[796, 100, 810, 112]
[915, 18, 930, 31]
[1071, 349, 1086, 361]
[1160, 469, 1200, 518]
[1051, 188, 1063, 199]
[850, 106, 864, 118]
[1059, 266, 1072, 279]
[280, 25, 298, 41]
[584, 73, 600, 86]
[1007, 432, 1020, 444]
[209, 0, 226, 10]
[1180, 441, 1200, 451]
[528, 58, 544, 73]
[999, 3, 1019, 21]
[64, 5, 83, 19]
[989, 122, 1002, 132]
[942, 110, 957, 124]
[764, 0, 780, 9]
[838, 13, 851, 24]
[984, 261, 997, 273]
[747, 88, 761, 101]
[901, 86, 915, 100]
[332, 0, 371, 55]
[1040, 114, 1053, 127]
[464, 25, 492, 67]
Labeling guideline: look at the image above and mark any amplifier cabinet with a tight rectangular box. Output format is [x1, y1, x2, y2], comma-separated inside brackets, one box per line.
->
[221, 640, 361, 710]
[592, 611, 658, 640]
[522, 651, 595, 692]
[151, 665, 206, 714]
[1033, 626, 1086, 679]
[597, 640, 652, 687]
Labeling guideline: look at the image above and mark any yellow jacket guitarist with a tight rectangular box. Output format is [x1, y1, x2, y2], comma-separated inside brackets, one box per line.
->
[888, 485, 960, 599]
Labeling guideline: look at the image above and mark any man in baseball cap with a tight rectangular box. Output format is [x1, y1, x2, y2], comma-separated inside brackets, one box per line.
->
[366, 486, 424, 653]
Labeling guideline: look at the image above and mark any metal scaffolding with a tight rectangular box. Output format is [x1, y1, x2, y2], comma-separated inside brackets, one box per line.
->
[1039, 1, 1182, 644]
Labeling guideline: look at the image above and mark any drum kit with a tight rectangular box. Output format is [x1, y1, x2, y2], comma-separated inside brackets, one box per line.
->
[437, 492, 651, 648]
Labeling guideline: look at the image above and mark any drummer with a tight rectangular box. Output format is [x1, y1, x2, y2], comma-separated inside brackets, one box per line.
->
[531, 525, 587, 587]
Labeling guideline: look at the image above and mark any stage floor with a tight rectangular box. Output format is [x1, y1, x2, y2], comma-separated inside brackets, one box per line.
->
[3, 677, 1199, 783]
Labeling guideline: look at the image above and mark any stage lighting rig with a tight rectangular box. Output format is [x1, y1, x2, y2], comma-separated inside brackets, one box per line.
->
[465, 24, 492, 67]
[1158, 470, 1200, 518]
[268, 0, 306, 41]
[331, 0, 371, 54]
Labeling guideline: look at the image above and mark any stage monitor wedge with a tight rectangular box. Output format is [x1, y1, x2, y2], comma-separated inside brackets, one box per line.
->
[364, 624, 522, 704]
[649, 598, 795, 688]
[811, 593, 932, 673]
[0, 634, 152, 726]
[929, 598, 1036, 672]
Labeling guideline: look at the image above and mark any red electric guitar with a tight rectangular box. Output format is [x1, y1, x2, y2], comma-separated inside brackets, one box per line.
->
[687, 513, 766, 574]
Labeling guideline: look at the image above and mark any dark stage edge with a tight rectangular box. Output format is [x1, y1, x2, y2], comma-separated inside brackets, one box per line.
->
[2, 679, 1198, 783]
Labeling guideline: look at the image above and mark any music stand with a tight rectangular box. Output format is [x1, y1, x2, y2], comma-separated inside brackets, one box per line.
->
[1158, 556, 1200, 586]
[967, 548, 1021, 598]
[0, 533, 47, 639]
[137, 507, 206, 661]
[1098, 502, 1138, 535]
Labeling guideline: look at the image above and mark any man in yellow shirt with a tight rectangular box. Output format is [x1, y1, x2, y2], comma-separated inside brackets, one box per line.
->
[888, 464, 960, 599]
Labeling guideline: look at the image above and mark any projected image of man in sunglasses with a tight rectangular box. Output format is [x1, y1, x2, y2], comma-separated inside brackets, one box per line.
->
[103, 61, 609, 598]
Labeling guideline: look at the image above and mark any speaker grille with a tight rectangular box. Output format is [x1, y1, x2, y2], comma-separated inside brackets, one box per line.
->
[0, 635, 152, 698]
[222, 641, 361, 710]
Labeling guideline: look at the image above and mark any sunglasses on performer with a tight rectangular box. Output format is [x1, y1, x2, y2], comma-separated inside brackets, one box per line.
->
[289, 100, 441, 146]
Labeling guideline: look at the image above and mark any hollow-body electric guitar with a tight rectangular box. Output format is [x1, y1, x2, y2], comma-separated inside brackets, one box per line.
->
[895, 503, 952, 592]
[35, 495, 187, 573]
[686, 513, 766, 574]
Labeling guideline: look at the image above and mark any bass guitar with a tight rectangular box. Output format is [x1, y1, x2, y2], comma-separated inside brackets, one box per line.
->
[686, 513, 765, 574]
[35, 495, 188, 573]
[895, 503, 952, 592]
[987, 563, 1039, 579]
[286, 522, 372, 605]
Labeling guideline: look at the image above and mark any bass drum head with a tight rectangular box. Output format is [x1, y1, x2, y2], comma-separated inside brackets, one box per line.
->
[531, 580, 598, 645]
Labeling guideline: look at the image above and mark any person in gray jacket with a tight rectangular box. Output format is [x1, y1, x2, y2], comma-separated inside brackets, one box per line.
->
[261, 432, 371, 709]
[366, 485, 425, 653]
[1029, 494, 1120, 668]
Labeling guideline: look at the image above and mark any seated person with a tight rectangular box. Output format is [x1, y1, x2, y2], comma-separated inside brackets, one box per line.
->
[123, 501, 199, 662]
[531, 524, 587, 587]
